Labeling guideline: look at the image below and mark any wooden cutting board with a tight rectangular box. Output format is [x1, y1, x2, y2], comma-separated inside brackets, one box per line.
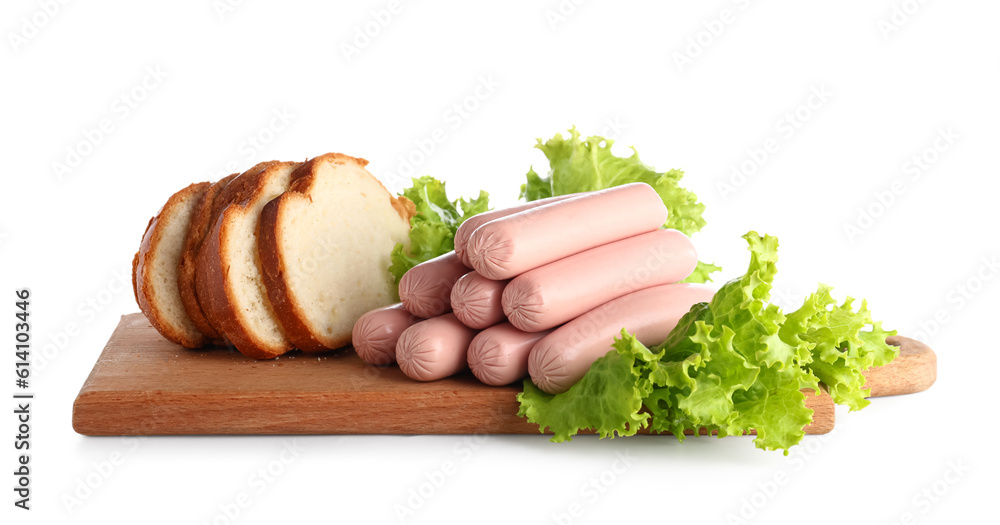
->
[72, 314, 936, 436]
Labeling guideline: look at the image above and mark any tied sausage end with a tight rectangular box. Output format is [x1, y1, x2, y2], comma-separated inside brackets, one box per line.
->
[467, 334, 510, 386]
[451, 273, 508, 330]
[396, 327, 441, 381]
[467, 229, 517, 281]
[352, 314, 397, 366]
[528, 341, 574, 394]
[501, 278, 549, 333]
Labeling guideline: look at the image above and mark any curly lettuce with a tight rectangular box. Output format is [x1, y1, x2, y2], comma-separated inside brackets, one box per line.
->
[521, 128, 719, 282]
[518, 232, 899, 453]
[518, 339, 653, 442]
[389, 176, 490, 284]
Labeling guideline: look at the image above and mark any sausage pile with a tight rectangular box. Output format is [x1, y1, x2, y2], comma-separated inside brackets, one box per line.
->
[351, 183, 715, 394]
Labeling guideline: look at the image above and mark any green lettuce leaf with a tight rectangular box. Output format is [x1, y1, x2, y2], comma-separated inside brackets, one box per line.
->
[521, 128, 719, 282]
[518, 231, 899, 453]
[781, 286, 899, 411]
[682, 260, 725, 284]
[389, 176, 491, 284]
[520, 167, 553, 202]
[641, 232, 819, 452]
[516, 333, 654, 442]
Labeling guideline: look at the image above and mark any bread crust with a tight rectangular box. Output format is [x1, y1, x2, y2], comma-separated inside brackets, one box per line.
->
[132, 217, 151, 307]
[195, 161, 299, 359]
[258, 153, 416, 352]
[178, 173, 237, 344]
[134, 182, 211, 348]
[258, 195, 326, 351]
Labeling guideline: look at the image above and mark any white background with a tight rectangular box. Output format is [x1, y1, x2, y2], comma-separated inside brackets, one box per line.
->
[2, 1, 997, 524]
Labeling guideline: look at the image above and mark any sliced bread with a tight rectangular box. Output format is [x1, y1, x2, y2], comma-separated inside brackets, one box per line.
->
[133, 182, 212, 348]
[258, 153, 415, 352]
[196, 161, 301, 358]
[177, 172, 238, 344]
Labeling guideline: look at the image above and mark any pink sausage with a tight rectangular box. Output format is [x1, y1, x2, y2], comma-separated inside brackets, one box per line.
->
[454, 194, 576, 267]
[398, 252, 471, 318]
[396, 313, 479, 381]
[528, 283, 715, 394]
[352, 303, 422, 366]
[451, 272, 510, 330]
[504, 229, 697, 333]
[465, 183, 668, 280]
[467, 323, 553, 386]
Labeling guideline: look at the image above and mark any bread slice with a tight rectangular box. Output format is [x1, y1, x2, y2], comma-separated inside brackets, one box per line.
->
[133, 182, 212, 348]
[258, 153, 415, 352]
[196, 161, 301, 358]
[177, 173, 238, 344]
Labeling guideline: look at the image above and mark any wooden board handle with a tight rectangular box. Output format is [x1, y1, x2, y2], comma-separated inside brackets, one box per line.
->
[865, 336, 937, 398]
